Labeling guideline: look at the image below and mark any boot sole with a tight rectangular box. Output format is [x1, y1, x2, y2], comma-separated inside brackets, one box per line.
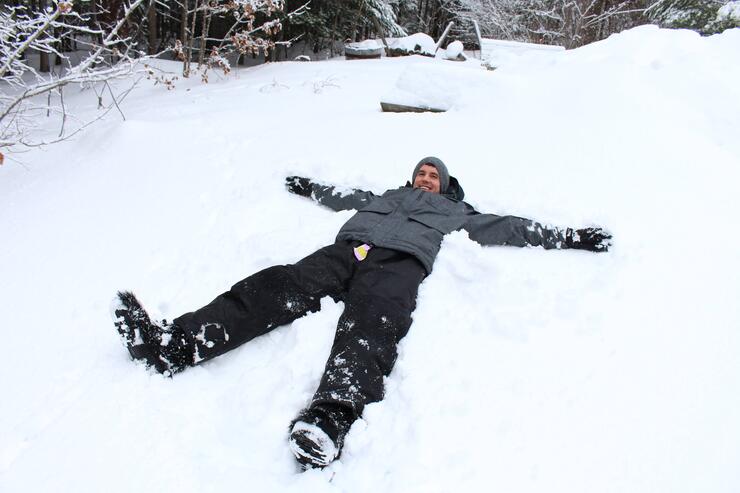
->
[289, 422, 339, 469]
[112, 291, 170, 374]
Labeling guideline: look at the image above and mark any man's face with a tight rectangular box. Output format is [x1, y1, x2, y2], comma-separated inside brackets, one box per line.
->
[413, 164, 441, 194]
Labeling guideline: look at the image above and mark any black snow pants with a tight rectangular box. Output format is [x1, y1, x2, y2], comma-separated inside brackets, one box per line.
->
[173, 240, 427, 417]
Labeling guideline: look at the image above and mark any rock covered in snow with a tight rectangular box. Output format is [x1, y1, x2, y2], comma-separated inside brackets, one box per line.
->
[345, 39, 383, 59]
[347, 39, 382, 50]
[445, 40, 465, 60]
[388, 33, 436, 57]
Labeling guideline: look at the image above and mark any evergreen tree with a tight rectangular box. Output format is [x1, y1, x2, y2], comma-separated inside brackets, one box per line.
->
[646, 0, 735, 33]
[366, 0, 408, 36]
[706, 1, 740, 32]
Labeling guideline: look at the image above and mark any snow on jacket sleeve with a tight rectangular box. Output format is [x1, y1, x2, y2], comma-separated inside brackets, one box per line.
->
[285, 176, 377, 211]
[461, 208, 569, 250]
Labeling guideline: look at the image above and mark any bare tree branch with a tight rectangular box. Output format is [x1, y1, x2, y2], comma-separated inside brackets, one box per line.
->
[105, 80, 126, 121]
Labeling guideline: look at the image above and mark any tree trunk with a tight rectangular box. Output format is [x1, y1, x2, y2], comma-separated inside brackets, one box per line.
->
[277, 27, 285, 61]
[351, 1, 362, 41]
[184, 0, 200, 76]
[422, 0, 431, 33]
[54, 27, 63, 65]
[197, 3, 211, 67]
[594, 0, 609, 44]
[39, 0, 50, 72]
[330, 13, 338, 58]
[180, 0, 187, 43]
[148, 0, 157, 55]
[40, 53, 50, 72]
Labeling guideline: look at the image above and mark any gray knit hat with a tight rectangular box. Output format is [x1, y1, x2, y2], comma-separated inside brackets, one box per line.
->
[412, 156, 450, 194]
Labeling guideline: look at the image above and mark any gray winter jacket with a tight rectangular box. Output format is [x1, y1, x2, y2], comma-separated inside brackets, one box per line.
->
[295, 178, 570, 274]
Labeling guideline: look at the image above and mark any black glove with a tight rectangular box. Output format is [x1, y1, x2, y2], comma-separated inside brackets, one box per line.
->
[285, 176, 313, 197]
[565, 227, 612, 252]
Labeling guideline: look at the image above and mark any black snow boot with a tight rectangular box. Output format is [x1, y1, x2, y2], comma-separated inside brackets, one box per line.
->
[112, 291, 192, 376]
[289, 403, 354, 469]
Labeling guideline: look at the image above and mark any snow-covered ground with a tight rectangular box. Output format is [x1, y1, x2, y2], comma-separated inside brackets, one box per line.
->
[1, 25, 739, 492]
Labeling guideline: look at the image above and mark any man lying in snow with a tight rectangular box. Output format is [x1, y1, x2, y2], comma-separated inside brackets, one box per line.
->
[112, 156, 611, 469]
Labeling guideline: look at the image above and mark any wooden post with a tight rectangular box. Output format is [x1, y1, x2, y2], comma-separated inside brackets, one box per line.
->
[434, 21, 453, 54]
[434, 21, 454, 54]
[473, 19, 483, 57]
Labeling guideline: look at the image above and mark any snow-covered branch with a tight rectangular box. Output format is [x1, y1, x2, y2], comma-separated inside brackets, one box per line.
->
[0, 0, 153, 152]
[0, 5, 64, 80]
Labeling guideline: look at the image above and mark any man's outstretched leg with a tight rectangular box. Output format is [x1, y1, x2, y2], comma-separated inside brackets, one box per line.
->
[289, 248, 426, 468]
[112, 241, 358, 374]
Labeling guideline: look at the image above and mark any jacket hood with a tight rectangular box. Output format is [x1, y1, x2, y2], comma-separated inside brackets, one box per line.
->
[445, 176, 465, 201]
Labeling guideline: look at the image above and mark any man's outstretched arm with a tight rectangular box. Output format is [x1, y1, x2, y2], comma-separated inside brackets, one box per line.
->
[285, 176, 377, 212]
[462, 212, 612, 252]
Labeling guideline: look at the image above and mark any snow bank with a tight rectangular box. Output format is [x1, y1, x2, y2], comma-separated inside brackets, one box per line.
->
[479, 37, 565, 68]
[1, 26, 739, 493]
